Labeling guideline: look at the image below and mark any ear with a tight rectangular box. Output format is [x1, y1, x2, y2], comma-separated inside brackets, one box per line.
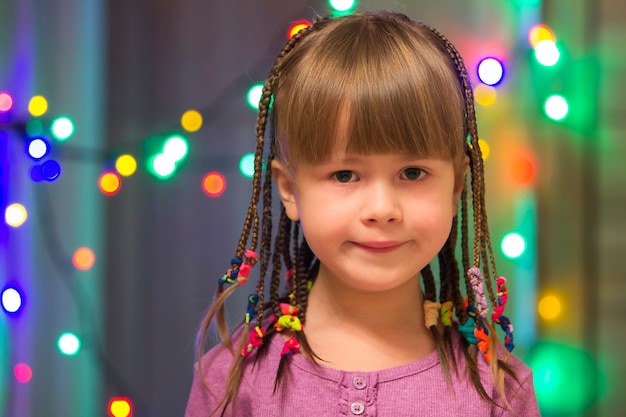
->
[271, 160, 300, 221]
[452, 156, 470, 212]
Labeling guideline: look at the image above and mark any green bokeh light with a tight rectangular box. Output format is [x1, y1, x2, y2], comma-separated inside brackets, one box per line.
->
[239, 153, 255, 178]
[526, 341, 601, 416]
[51, 116, 74, 141]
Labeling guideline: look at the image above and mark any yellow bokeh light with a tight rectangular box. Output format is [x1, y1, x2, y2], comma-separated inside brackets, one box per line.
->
[529, 24, 555, 48]
[28, 95, 48, 117]
[181, 110, 203, 132]
[288, 23, 310, 39]
[474, 84, 497, 107]
[478, 139, 490, 160]
[115, 154, 137, 177]
[109, 399, 132, 417]
[5, 203, 28, 227]
[538, 294, 562, 320]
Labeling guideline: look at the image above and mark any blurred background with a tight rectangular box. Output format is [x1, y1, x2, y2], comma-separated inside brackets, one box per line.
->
[0, 0, 623, 416]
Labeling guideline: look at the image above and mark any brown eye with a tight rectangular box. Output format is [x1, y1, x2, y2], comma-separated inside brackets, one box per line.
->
[332, 170, 355, 183]
[402, 167, 424, 180]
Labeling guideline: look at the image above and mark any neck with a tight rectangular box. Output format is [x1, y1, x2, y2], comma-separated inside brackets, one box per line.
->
[301, 263, 436, 371]
[306, 263, 426, 328]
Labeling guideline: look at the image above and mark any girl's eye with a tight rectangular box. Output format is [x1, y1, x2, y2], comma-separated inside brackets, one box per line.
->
[402, 167, 424, 180]
[332, 170, 356, 183]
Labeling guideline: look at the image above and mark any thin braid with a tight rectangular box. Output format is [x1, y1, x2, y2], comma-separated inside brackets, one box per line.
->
[421, 264, 437, 302]
[270, 209, 289, 317]
[295, 239, 313, 323]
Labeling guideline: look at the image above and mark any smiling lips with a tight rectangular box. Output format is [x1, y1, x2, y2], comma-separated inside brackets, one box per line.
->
[352, 241, 406, 253]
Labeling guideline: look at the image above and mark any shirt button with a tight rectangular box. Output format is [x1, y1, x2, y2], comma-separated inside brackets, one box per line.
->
[352, 375, 367, 390]
[350, 401, 365, 415]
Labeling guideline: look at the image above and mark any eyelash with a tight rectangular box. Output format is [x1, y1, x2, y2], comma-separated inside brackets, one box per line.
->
[331, 167, 425, 183]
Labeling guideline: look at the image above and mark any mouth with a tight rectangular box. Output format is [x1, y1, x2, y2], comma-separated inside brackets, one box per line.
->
[352, 241, 406, 253]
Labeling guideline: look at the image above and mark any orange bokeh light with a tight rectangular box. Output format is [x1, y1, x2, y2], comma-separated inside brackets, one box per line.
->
[99, 171, 122, 196]
[202, 172, 226, 197]
[73, 247, 95, 271]
[511, 155, 537, 185]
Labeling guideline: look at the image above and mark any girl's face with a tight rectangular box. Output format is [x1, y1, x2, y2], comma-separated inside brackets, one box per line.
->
[272, 143, 465, 294]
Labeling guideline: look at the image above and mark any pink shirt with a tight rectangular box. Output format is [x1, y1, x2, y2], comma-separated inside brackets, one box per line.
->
[185, 329, 540, 416]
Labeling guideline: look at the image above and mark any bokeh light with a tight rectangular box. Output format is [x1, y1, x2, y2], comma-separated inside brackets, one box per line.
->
[534, 40, 560, 66]
[538, 294, 562, 320]
[511, 155, 537, 185]
[288, 20, 311, 39]
[474, 84, 497, 107]
[99, 171, 122, 196]
[162, 135, 189, 162]
[27, 137, 50, 160]
[25, 119, 44, 136]
[2, 287, 23, 314]
[477, 57, 505, 86]
[181, 110, 203, 132]
[526, 342, 600, 416]
[14, 363, 33, 383]
[115, 154, 137, 177]
[239, 153, 255, 178]
[28, 95, 48, 117]
[544, 95, 569, 121]
[40, 159, 62, 181]
[30, 165, 43, 182]
[501, 232, 526, 259]
[477, 139, 490, 161]
[529, 24, 555, 48]
[0, 92, 14, 112]
[202, 172, 226, 197]
[73, 247, 96, 271]
[246, 83, 264, 110]
[329, 0, 356, 12]
[51, 116, 75, 141]
[108, 397, 132, 417]
[151, 153, 176, 178]
[5, 203, 28, 227]
[57, 332, 81, 356]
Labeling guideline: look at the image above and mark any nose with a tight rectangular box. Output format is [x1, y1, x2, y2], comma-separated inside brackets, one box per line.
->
[360, 181, 402, 224]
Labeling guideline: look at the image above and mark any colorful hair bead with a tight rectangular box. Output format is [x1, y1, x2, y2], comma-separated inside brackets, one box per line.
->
[498, 316, 515, 352]
[241, 326, 265, 357]
[217, 257, 242, 285]
[458, 318, 477, 344]
[440, 301, 454, 327]
[280, 337, 300, 357]
[491, 276, 509, 322]
[474, 325, 491, 363]
[245, 294, 260, 324]
[279, 303, 299, 316]
[423, 300, 441, 328]
[468, 267, 488, 319]
[236, 249, 258, 286]
[275, 314, 303, 332]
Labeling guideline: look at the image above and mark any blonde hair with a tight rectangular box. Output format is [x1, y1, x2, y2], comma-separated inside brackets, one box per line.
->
[196, 11, 519, 415]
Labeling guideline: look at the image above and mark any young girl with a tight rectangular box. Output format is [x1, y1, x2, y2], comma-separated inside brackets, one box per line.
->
[186, 11, 540, 417]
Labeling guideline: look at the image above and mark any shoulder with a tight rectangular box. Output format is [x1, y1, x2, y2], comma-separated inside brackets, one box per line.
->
[185, 328, 286, 417]
[448, 328, 540, 415]
[185, 338, 236, 417]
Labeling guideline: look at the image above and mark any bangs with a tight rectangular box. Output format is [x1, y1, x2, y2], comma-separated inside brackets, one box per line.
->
[273, 13, 467, 171]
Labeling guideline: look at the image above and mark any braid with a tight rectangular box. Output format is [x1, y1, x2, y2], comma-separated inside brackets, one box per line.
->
[421, 264, 437, 302]
[270, 209, 289, 317]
